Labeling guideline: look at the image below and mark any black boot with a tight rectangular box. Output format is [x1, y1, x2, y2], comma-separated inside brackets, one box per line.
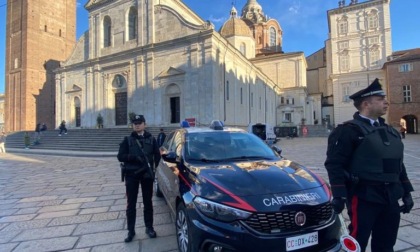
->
[145, 227, 157, 238]
[124, 231, 136, 243]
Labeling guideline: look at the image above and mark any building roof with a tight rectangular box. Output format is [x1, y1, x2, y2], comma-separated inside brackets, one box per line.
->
[386, 48, 420, 64]
[220, 6, 253, 38]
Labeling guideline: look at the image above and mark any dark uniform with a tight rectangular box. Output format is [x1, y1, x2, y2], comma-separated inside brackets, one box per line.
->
[325, 79, 414, 252]
[117, 115, 161, 242]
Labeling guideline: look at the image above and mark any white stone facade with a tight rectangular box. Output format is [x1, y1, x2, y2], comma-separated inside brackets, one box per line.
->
[326, 0, 391, 125]
[56, 0, 311, 129]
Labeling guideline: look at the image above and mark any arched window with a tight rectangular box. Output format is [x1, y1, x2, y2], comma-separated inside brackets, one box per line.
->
[368, 14, 378, 29]
[103, 16, 112, 47]
[240, 43, 246, 56]
[128, 7, 137, 40]
[270, 27, 276, 47]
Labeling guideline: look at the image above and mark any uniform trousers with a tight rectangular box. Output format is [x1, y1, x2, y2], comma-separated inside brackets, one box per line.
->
[125, 171, 154, 233]
[347, 196, 400, 252]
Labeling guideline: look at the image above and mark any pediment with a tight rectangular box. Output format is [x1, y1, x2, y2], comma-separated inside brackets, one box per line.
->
[157, 67, 185, 79]
[66, 84, 83, 93]
[85, 0, 113, 10]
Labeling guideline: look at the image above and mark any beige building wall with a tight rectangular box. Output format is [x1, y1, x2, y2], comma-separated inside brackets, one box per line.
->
[326, 0, 391, 125]
[0, 94, 4, 132]
[5, 0, 76, 132]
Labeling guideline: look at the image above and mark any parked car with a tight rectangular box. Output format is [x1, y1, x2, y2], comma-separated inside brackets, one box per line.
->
[155, 120, 342, 252]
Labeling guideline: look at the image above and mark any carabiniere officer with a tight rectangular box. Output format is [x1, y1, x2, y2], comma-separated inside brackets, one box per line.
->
[325, 78, 414, 252]
[118, 114, 161, 243]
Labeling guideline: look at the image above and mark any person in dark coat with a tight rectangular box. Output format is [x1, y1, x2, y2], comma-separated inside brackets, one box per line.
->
[117, 115, 161, 243]
[58, 120, 67, 136]
[34, 123, 41, 144]
[157, 128, 166, 147]
[325, 79, 414, 252]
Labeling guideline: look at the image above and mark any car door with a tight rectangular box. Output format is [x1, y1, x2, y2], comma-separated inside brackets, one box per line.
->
[157, 131, 176, 212]
[166, 131, 183, 211]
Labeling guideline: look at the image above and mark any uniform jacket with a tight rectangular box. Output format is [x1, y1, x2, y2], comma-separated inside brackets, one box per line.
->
[117, 131, 161, 177]
[325, 112, 414, 204]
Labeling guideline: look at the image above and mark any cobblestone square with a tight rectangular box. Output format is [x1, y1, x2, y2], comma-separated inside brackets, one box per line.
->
[0, 135, 419, 251]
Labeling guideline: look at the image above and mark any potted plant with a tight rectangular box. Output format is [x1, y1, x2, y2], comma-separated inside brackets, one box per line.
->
[96, 113, 104, 128]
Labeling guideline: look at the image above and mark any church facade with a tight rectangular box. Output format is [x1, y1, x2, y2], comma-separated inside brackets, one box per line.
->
[55, 0, 312, 129]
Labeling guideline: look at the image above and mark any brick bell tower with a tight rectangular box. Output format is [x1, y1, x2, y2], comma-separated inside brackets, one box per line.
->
[5, 0, 76, 132]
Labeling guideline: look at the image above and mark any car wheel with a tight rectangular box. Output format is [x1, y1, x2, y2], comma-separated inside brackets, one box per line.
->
[176, 203, 192, 252]
[154, 179, 163, 198]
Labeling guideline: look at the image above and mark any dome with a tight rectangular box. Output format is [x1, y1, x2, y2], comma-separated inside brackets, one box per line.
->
[241, 0, 265, 23]
[220, 17, 252, 38]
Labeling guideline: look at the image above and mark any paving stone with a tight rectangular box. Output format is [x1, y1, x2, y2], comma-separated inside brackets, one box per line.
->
[79, 207, 109, 215]
[18, 196, 58, 203]
[62, 249, 90, 252]
[97, 194, 124, 201]
[0, 214, 37, 223]
[73, 219, 125, 235]
[63, 197, 97, 204]
[0, 199, 19, 205]
[1, 219, 51, 232]
[36, 199, 64, 207]
[76, 230, 127, 248]
[12, 202, 40, 209]
[0, 222, 9, 231]
[35, 209, 80, 219]
[91, 212, 119, 222]
[401, 213, 420, 224]
[0, 208, 18, 217]
[80, 200, 115, 208]
[90, 241, 141, 252]
[0, 243, 18, 252]
[38, 203, 81, 213]
[141, 235, 178, 252]
[48, 214, 92, 226]
[0, 203, 16, 210]
[395, 238, 417, 252]
[12, 225, 76, 241]
[79, 191, 112, 197]
[0, 229, 22, 243]
[12, 236, 79, 252]
[15, 207, 41, 215]
[109, 204, 126, 212]
[394, 223, 420, 246]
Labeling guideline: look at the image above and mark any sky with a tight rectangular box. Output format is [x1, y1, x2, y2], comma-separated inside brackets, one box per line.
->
[1, 0, 419, 94]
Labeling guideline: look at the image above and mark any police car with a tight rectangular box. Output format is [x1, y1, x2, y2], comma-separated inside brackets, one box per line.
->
[155, 120, 342, 252]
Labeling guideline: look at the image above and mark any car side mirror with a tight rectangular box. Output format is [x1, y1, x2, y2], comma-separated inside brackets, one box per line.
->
[271, 145, 282, 155]
[162, 151, 178, 163]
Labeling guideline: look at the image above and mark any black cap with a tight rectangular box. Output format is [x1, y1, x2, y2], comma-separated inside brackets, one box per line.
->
[349, 78, 386, 100]
[131, 114, 145, 124]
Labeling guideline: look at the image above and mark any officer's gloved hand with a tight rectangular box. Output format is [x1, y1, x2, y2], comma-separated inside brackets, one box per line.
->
[331, 197, 346, 214]
[401, 193, 414, 214]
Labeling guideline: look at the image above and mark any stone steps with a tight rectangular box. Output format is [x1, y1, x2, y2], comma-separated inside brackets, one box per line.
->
[5, 127, 177, 152]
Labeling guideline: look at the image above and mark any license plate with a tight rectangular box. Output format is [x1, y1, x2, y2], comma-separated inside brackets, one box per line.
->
[286, 231, 318, 251]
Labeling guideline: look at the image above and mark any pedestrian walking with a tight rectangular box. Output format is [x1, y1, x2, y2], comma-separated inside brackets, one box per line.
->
[117, 114, 161, 243]
[24, 132, 31, 149]
[157, 128, 166, 147]
[400, 124, 406, 139]
[58, 120, 68, 136]
[34, 123, 41, 144]
[325, 79, 414, 252]
[0, 132, 6, 153]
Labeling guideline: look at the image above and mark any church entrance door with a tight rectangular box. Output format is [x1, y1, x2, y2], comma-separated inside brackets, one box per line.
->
[170, 96, 180, 124]
[115, 92, 127, 125]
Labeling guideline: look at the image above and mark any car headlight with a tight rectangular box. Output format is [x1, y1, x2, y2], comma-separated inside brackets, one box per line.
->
[193, 196, 252, 222]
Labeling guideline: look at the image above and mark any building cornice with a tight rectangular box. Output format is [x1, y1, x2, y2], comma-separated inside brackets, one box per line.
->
[328, 0, 389, 15]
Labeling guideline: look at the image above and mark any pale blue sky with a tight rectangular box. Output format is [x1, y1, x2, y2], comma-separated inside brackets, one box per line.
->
[1, 0, 419, 94]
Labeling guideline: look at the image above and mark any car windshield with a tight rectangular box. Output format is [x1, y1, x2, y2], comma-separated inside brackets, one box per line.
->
[184, 131, 278, 162]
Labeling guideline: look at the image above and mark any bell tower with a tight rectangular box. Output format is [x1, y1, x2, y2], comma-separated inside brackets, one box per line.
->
[5, 0, 76, 131]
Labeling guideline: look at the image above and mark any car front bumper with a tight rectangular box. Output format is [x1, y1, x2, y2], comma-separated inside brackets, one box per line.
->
[187, 206, 342, 252]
